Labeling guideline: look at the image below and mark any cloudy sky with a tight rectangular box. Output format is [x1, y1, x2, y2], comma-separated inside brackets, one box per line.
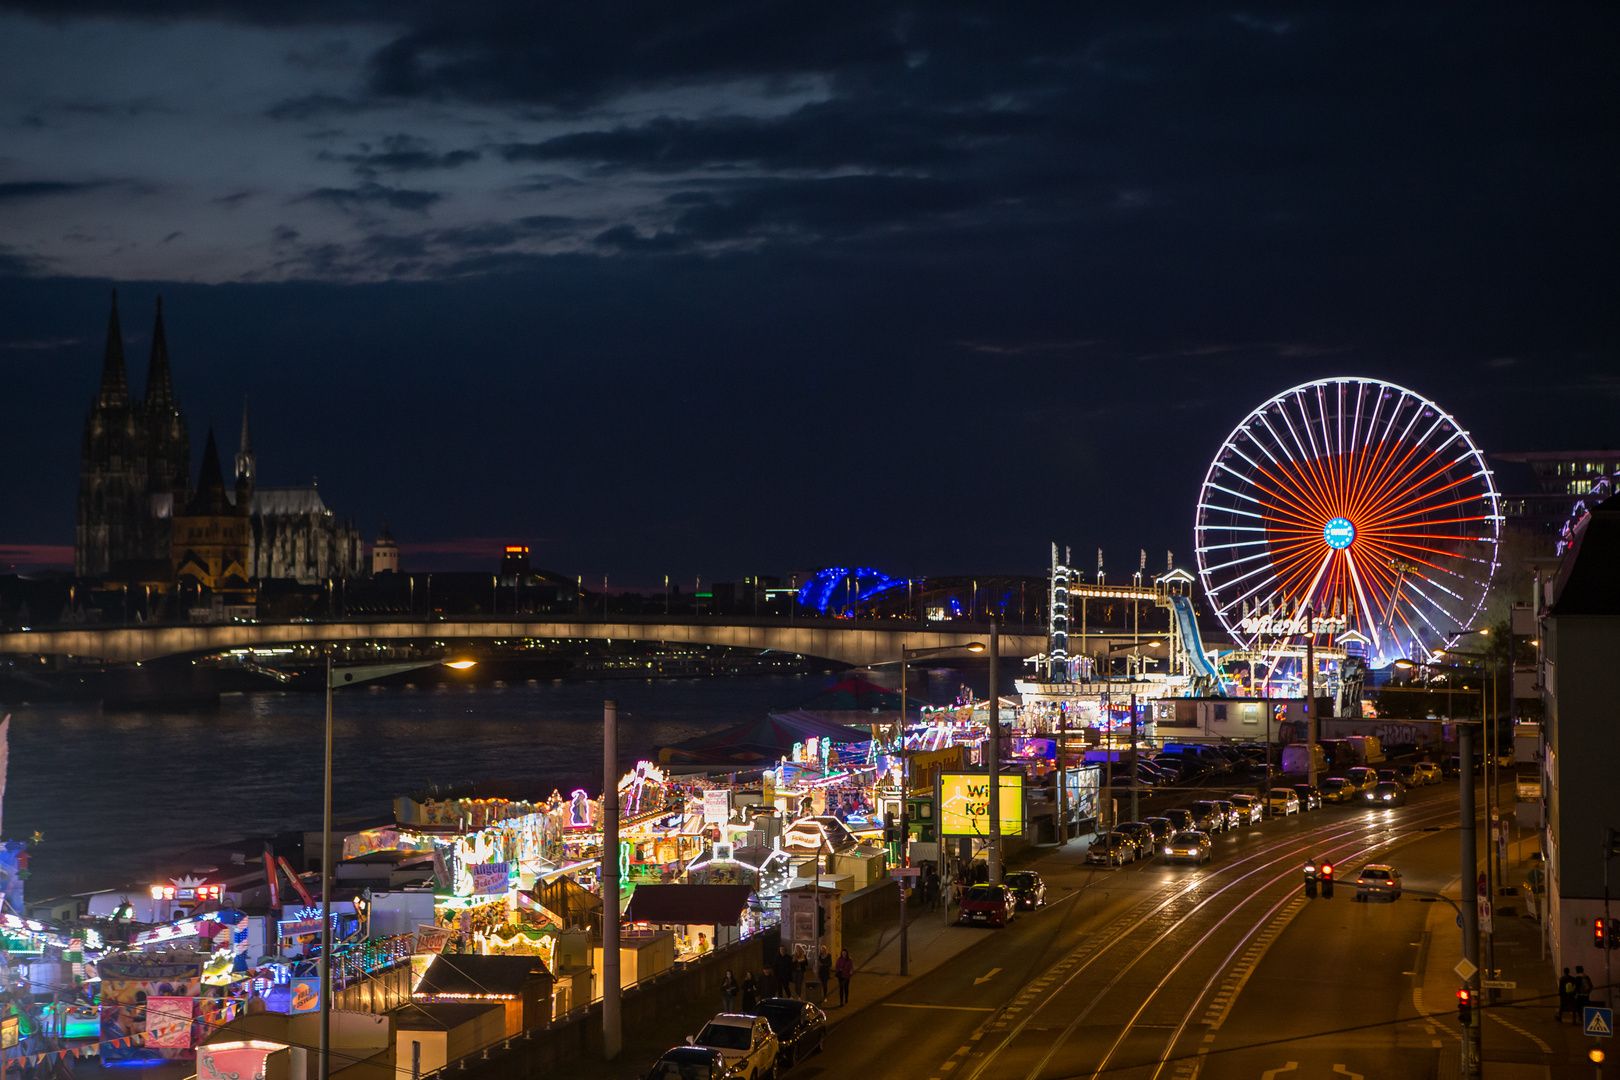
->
[1, 3, 1616, 582]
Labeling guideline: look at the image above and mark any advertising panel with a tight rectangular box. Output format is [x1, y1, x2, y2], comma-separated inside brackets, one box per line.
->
[938, 773, 1025, 837]
[100, 954, 201, 1063]
[197, 1041, 284, 1080]
[470, 862, 511, 896]
[144, 997, 194, 1049]
[289, 976, 321, 1014]
[703, 789, 731, 825]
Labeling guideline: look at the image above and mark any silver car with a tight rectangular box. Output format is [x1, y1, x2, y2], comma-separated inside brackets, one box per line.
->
[1354, 864, 1403, 901]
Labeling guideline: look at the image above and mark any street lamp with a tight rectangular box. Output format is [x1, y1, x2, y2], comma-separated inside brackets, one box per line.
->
[319, 654, 475, 1080]
[894, 639, 982, 976]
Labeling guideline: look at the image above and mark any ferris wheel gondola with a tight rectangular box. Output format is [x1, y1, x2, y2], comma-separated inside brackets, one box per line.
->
[1195, 377, 1502, 668]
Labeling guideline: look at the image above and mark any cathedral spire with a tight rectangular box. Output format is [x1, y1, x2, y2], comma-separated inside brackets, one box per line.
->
[143, 295, 175, 411]
[97, 289, 128, 406]
[189, 427, 230, 515]
[235, 397, 256, 484]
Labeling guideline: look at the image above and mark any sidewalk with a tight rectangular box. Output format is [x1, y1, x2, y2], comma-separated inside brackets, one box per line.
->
[1415, 832, 1598, 1078]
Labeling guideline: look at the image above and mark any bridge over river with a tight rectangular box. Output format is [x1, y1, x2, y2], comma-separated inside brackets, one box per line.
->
[0, 615, 1045, 668]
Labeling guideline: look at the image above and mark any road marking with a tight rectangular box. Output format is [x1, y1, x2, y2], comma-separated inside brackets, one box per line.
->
[974, 968, 1003, 985]
[885, 1003, 995, 1012]
[1488, 1011, 1552, 1053]
[1259, 1065, 1298, 1080]
[1332, 1066, 1363, 1080]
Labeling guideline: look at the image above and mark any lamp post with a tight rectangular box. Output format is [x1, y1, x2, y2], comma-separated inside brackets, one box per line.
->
[988, 618, 1002, 886]
[893, 639, 983, 975]
[320, 654, 475, 1080]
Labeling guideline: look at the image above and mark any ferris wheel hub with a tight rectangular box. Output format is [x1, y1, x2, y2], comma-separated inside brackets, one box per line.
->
[1323, 517, 1355, 550]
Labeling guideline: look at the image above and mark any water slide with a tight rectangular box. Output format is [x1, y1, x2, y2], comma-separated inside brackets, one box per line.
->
[1170, 595, 1229, 694]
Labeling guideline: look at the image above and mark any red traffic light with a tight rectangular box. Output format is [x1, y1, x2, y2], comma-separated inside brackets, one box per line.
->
[1456, 989, 1470, 1003]
[1320, 863, 1333, 879]
[1598, 918, 1608, 948]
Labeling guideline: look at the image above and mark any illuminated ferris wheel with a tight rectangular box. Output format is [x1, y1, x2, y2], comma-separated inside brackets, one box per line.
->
[1195, 377, 1502, 667]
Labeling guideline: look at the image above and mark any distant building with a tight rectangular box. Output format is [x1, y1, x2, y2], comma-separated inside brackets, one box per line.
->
[499, 545, 530, 584]
[1492, 450, 1620, 547]
[171, 429, 251, 598]
[371, 523, 401, 575]
[75, 293, 190, 577]
[233, 404, 364, 583]
[75, 294, 364, 588]
[1537, 490, 1620, 976]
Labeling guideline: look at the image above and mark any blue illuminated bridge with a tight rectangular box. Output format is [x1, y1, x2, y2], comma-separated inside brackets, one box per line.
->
[0, 615, 1045, 668]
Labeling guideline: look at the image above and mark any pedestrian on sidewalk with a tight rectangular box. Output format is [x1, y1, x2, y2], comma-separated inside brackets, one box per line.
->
[1558, 968, 1578, 1022]
[741, 972, 758, 1012]
[759, 964, 777, 999]
[816, 946, 832, 1003]
[774, 946, 795, 997]
[1576, 966, 1594, 1015]
[926, 865, 940, 912]
[721, 969, 739, 1013]
[792, 945, 809, 998]
[835, 949, 854, 1006]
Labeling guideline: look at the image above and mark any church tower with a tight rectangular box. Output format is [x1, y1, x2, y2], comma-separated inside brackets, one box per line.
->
[75, 291, 149, 576]
[142, 296, 191, 561]
[235, 398, 256, 487]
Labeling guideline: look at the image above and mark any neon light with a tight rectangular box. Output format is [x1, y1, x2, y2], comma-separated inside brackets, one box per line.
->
[1324, 517, 1354, 549]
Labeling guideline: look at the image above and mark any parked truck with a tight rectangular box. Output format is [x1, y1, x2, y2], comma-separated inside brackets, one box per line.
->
[1343, 735, 1385, 765]
[1281, 743, 1326, 777]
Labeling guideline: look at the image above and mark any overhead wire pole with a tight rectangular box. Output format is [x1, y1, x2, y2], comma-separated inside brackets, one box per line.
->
[603, 699, 621, 1060]
[320, 653, 334, 1080]
[1460, 723, 1482, 1076]
[988, 617, 1002, 886]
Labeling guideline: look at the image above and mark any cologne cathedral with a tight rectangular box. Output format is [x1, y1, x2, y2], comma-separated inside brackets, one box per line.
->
[75, 293, 364, 589]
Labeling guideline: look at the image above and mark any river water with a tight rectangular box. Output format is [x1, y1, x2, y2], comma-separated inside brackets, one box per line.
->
[4, 673, 873, 901]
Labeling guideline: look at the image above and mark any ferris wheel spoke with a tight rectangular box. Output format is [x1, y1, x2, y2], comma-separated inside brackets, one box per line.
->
[1363, 444, 1473, 521]
[1342, 548, 1383, 653]
[1198, 502, 1267, 521]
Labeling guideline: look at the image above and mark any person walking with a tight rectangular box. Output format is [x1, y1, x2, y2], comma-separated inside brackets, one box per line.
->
[774, 946, 795, 998]
[1576, 966, 1594, 1016]
[721, 969, 739, 1013]
[816, 946, 833, 1004]
[835, 948, 854, 1006]
[1558, 968, 1578, 1023]
[740, 972, 758, 1012]
[792, 945, 809, 999]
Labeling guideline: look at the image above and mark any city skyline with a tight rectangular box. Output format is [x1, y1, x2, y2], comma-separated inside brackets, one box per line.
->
[1, 4, 1616, 583]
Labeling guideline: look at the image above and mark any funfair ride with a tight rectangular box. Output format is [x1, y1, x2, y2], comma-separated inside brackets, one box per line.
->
[1195, 377, 1502, 687]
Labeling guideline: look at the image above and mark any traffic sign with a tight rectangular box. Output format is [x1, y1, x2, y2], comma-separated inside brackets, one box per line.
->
[1585, 1006, 1614, 1038]
[1454, 958, 1478, 981]
[1482, 980, 1517, 989]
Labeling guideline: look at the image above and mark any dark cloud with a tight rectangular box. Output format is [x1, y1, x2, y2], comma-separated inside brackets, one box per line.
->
[337, 134, 480, 177]
[266, 93, 376, 121]
[297, 182, 441, 212]
[0, 180, 107, 201]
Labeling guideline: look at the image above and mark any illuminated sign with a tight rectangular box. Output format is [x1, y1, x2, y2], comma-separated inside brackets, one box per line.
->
[939, 773, 1024, 838]
[1324, 517, 1355, 550]
[197, 1041, 285, 1080]
[1237, 612, 1351, 637]
[289, 978, 320, 1014]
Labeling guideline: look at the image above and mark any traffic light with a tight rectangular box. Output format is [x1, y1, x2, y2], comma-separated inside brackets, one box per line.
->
[1320, 862, 1335, 899]
[1303, 861, 1318, 899]
[1597, 917, 1607, 949]
[1457, 988, 1475, 1026]
[817, 901, 827, 935]
[883, 812, 896, 842]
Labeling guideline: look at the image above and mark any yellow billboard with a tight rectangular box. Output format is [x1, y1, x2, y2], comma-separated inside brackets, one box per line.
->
[939, 773, 1024, 837]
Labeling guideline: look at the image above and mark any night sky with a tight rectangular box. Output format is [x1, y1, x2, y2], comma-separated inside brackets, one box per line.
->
[1, 4, 1616, 586]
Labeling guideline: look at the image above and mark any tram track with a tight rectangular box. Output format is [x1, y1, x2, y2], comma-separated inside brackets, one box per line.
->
[961, 793, 1461, 1080]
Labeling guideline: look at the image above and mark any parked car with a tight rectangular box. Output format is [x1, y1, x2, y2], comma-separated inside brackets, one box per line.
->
[1228, 794, 1264, 824]
[1346, 766, 1380, 791]
[1412, 762, 1442, 786]
[1086, 832, 1137, 866]
[690, 1015, 779, 1080]
[1292, 784, 1323, 810]
[1164, 808, 1196, 832]
[1144, 817, 1175, 843]
[1116, 821, 1154, 857]
[1185, 802, 1225, 832]
[1264, 789, 1300, 816]
[1319, 777, 1356, 804]
[1393, 763, 1419, 786]
[1003, 871, 1047, 910]
[1210, 799, 1242, 829]
[648, 1046, 731, 1080]
[957, 884, 1017, 926]
[752, 999, 826, 1068]
[1363, 781, 1407, 807]
[1376, 769, 1399, 785]
[1355, 864, 1404, 901]
[1161, 830, 1213, 865]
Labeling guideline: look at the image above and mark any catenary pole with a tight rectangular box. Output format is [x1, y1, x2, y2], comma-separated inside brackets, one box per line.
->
[988, 617, 1001, 885]
[1460, 723, 1482, 1076]
[320, 653, 333, 1080]
[603, 700, 621, 1060]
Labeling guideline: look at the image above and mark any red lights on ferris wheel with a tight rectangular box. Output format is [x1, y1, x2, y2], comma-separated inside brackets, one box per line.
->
[1194, 378, 1502, 666]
